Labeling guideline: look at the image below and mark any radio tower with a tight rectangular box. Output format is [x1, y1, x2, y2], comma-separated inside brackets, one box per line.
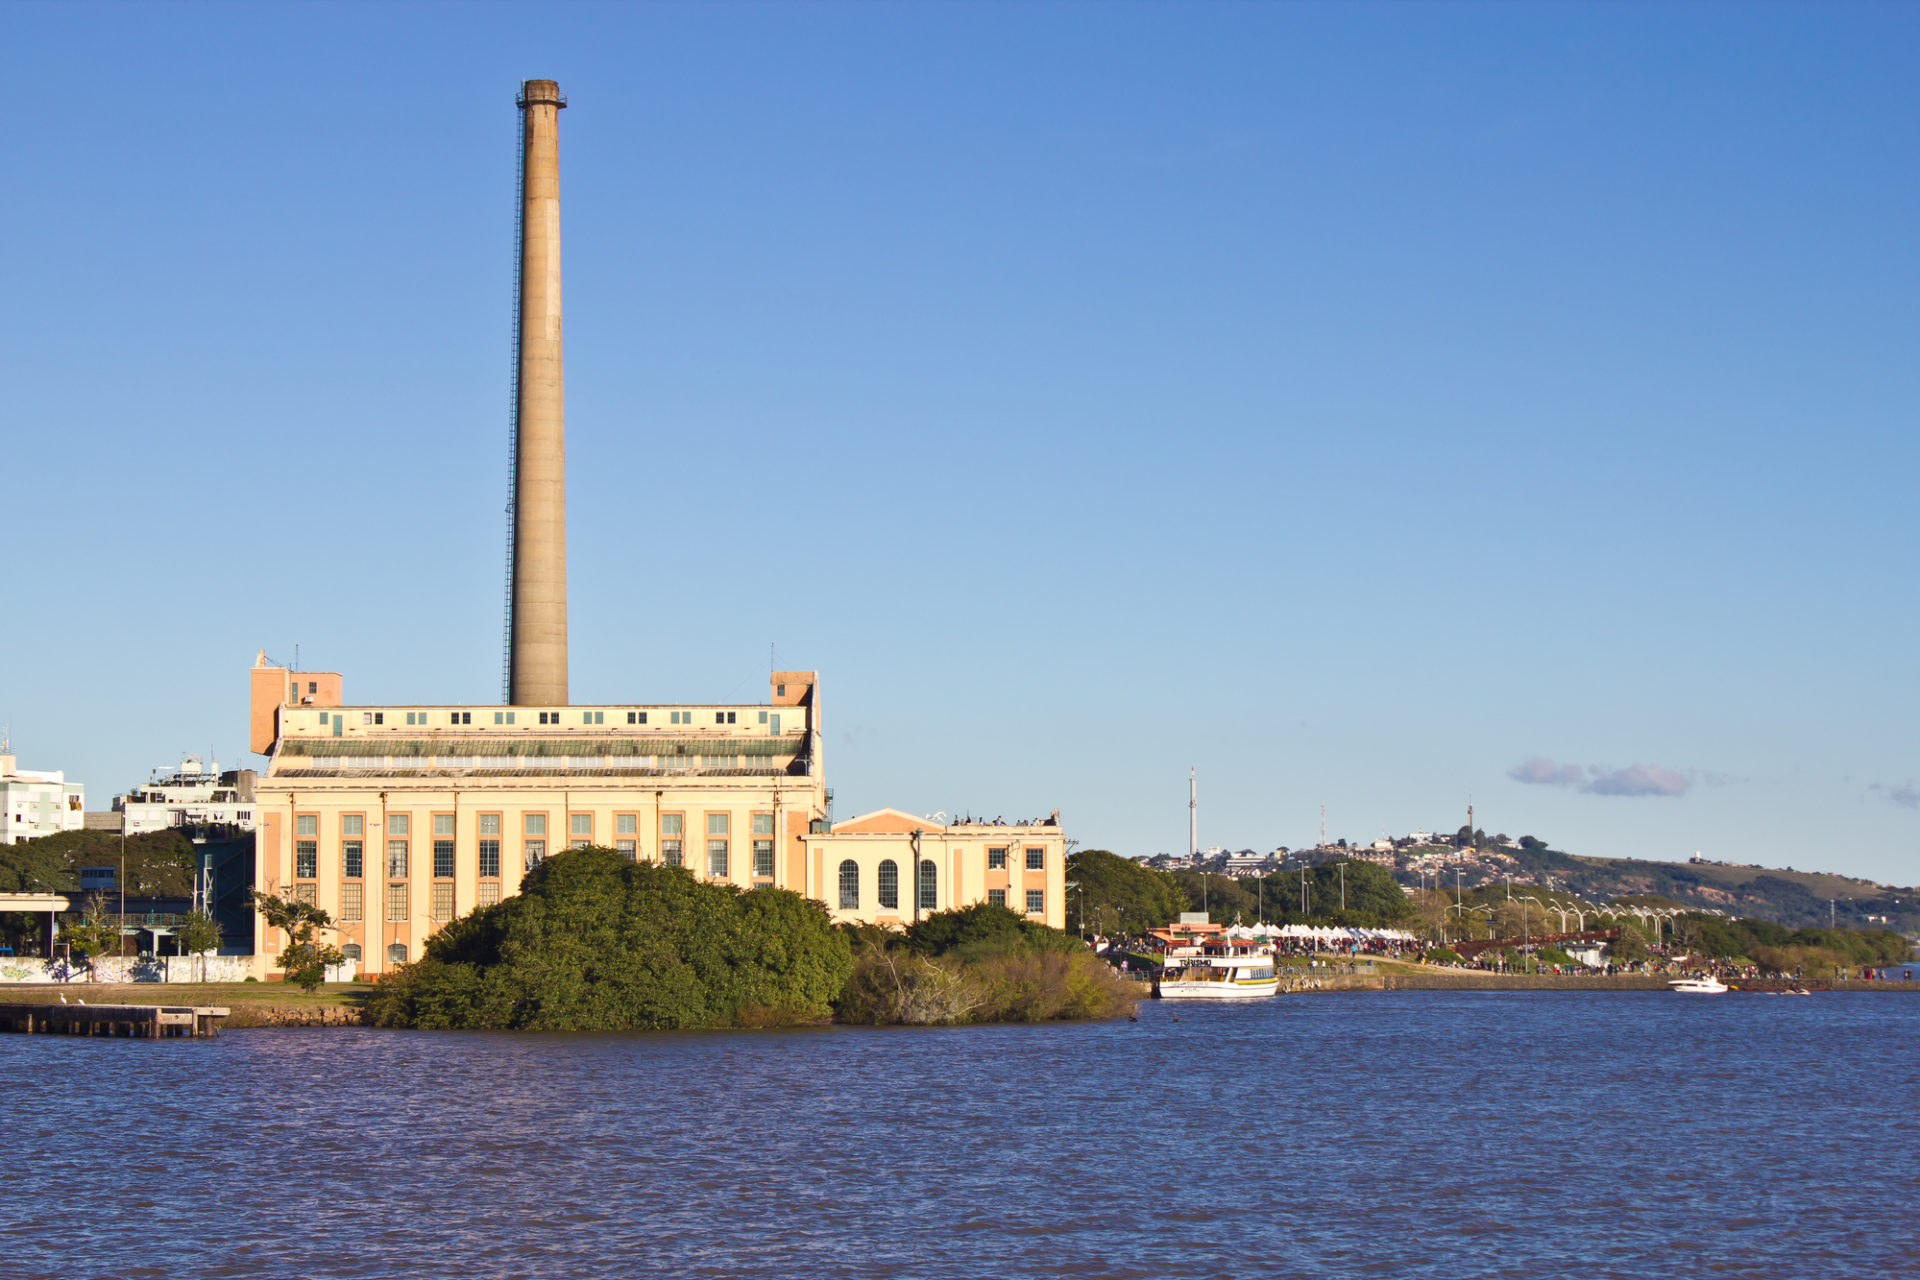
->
[1188, 768, 1197, 861]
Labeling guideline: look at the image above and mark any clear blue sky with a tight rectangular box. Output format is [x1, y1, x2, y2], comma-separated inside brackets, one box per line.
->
[6, 2, 1916, 884]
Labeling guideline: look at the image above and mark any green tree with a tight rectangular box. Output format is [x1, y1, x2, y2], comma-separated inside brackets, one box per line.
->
[1171, 869, 1258, 925]
[173, 910, 225, 982]
[366, 848, 853, 1030]
[59, 892, 124, 980]
[1609, 921, 1650, 963]
[252, 890, 345, 991]
[1064, 849, 1186, 936]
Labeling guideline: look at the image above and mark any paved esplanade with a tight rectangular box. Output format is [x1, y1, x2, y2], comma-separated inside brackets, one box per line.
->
[510, 78, 568, 707]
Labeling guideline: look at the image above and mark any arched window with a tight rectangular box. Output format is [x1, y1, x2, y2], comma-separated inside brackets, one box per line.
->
[385, 943, 408, 966]
[340, 943, 362, 963]
[918, 859, 937, 911]
[838, 860, 860, 909]
[877, 859, 898, 910]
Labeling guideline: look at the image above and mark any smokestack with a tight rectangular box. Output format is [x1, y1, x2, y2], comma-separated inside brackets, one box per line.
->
[509, 79, 568, 706]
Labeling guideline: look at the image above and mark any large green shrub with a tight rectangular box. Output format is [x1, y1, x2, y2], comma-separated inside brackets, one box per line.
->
[836, 903, 1140, 1025]
[366, 849, 852, 1030]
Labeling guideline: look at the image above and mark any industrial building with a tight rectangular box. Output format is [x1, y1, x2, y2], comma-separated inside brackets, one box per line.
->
[245, 80, 1064, 977]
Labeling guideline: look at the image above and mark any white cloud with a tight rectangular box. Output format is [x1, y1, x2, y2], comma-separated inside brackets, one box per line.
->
[1510, 757, 1691, 798]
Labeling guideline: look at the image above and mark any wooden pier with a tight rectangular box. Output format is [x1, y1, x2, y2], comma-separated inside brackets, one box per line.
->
[0, 1002, 230, 1038]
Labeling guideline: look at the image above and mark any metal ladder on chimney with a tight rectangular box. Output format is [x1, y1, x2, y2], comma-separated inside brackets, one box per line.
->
[501, 92, 527, 704]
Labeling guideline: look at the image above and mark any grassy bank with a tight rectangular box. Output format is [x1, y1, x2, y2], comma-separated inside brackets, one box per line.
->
[0, 982, 369, 1026]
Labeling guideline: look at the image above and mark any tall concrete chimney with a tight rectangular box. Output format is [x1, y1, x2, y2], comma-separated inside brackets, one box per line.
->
[509, 79, 568, 706]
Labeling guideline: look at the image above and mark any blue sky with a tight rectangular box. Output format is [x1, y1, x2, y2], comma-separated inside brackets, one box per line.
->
[5, 2, 1916, 884]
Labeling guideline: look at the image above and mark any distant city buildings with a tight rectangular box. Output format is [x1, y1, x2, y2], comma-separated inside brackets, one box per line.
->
[0, 747, 84, 844]
[113, 756, 258, 834]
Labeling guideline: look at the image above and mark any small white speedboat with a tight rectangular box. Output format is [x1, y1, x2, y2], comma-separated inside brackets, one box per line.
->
[1668, 976, 1729, 994]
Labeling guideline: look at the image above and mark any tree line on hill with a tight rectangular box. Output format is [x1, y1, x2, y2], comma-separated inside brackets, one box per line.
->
[1065, 848, 1416, 933]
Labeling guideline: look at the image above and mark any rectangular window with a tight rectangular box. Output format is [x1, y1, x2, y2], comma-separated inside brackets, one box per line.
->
[616, 813, 637, 835]
[479, 813, 501, 836]
[662, 838, 683, 867]
[706, 813, 729, 836]
[1026, 889, 1044, 914]
[570, 813, 592, 838]
[341, 882, 363, 922]
[295, 883, 316, 906]
[988, 847, 1008, 870]
[295, 841, 317, 879]
[374, 712, 383, 725]
[342, 814, 364, 837]
[524, 813, 546, 837]
[456, 711, 471, 725]
[751, 813, 774, 836]
[342, 840, 363, 879]
[308, 681, 317, 694]
[387, 840, 408, 879]
[661, 814, 683, 867]
[758, 710, 768, 724]
[431, 883, 454, 922]
[433, 840, 454, 878]
[752, 839, 773, 878]
[707, 839, 729, 878]
[388, 814, 409, 837]
[406, 711, 417, 726]
[523, 839, 546, 869]
[988, 888, 1007, 908]
[478, 882, 501, 907]
[478, 839, 501, 878]
[615, 839, 637, 859]
[1026, 847, 1045, 871]
[386, 883, 408, 922]
[295, 814, 317, 837]
[670, 711, 686, 725]
[433, 814, 455, 837]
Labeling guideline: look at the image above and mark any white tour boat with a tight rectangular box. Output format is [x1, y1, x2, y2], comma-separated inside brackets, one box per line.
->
[1667, 976, 1729, 994]
[1154, 938, 1281, 1001]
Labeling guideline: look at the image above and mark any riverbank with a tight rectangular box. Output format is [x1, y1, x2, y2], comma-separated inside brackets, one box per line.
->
[10, 971, 1914, 1030]
[1, 982, 368, 1027]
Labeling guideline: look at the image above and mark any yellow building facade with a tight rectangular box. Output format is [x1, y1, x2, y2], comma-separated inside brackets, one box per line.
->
[803, 809, 1066, 930]
[247, 658, 1066, 977]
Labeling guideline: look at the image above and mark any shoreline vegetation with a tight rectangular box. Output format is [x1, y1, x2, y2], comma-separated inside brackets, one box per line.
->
[362, 849, 1142, 1031]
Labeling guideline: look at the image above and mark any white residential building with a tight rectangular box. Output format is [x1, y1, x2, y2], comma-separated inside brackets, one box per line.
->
[0, 749, 85, 843]
[114, 756, 258, 834]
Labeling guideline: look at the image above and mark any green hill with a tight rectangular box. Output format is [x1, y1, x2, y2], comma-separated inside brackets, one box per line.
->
[1497, 846, 1918, 932]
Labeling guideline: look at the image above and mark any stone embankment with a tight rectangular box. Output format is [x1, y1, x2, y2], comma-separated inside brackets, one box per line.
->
[223, 1005, 367, 1029]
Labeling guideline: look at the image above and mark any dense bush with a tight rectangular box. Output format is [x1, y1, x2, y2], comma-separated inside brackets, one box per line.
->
[836, 904, 1140, 1026]
[366, 849, 852, 1030]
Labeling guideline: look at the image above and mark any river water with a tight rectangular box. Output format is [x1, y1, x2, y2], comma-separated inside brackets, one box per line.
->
[2, 991, 1913, 1279]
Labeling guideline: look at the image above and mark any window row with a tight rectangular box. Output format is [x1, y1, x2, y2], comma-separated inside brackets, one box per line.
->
[984, 846, 1049, 871]
[293, 833, 780, 881]
[831, 861, 1046, 915]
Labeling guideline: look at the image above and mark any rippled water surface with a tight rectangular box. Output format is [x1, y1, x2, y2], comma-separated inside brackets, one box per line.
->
[3, 992, 1915, 1278]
